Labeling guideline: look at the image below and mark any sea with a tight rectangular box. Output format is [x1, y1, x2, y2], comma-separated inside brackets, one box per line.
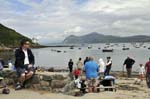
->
[30, 43, 150, 71]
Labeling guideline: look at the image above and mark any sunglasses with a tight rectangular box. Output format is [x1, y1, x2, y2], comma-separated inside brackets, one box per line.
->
[25, 43, 30, 45]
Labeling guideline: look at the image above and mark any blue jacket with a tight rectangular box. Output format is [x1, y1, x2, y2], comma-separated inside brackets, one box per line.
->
[84, 61, 99, 79]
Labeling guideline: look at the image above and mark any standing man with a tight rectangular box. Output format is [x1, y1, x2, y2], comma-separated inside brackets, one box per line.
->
[68, 59, 74, 73]
[84, 57, 89, 65]
[104, 57, 112, 76]
[84, 57, 99, 92]
[123, 57, 135, 78]
[15, 39, 35, 90]
[145, 58, 150, 88]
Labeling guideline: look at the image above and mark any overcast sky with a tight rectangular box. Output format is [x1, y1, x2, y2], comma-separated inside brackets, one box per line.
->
[0, 0, 150, 44]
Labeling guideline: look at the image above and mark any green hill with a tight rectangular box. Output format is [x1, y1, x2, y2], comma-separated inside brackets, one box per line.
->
[0, 23, 32, 47]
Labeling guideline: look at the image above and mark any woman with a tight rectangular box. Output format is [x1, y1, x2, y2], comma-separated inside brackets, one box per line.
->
[99, 58, 105, 78]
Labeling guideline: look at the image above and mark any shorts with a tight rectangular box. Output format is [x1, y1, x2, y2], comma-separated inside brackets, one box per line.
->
[87, 78, 99, 87]
[16, 65, 35, 76]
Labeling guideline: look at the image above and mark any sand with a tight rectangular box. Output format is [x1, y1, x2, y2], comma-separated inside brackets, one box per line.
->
[0, 88, 150, 99]
[1, 77, 150, 99]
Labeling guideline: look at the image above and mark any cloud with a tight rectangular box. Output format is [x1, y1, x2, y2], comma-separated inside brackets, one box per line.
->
[0, 0, 150, 43]
[64, 26, 82, 35]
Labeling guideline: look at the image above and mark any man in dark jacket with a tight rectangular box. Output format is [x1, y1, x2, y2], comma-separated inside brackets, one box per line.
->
[104, 57, 112, 76]
[123, 57, 135, 78]
[68, 59, 73, 73]
[15, 39, 35, 90]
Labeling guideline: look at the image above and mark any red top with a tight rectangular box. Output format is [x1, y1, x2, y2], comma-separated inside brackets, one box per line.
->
[74, 69, 80, 76]
[145, 61, 150, 73]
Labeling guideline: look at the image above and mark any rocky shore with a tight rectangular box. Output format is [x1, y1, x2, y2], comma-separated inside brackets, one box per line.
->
[0, 70, 150, 99]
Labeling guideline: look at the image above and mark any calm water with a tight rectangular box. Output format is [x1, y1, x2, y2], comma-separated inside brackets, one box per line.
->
[32, 43, 150, 71]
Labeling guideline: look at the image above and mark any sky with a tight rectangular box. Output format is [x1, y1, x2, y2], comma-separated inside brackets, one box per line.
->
[0, 0, 150, 44]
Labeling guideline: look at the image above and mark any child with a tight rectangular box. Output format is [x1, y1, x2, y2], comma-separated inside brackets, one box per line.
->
[139, 64, 145, 82]
[74, 67, 80, 80]
[135, 64, 145, 84]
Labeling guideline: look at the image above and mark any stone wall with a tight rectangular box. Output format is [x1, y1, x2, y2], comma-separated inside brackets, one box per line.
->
[0, 70, 76, 94]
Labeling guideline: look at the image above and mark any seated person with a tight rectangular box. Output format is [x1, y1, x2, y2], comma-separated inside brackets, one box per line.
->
[74, 77, 87, 93]
[15, 39, 35, 90]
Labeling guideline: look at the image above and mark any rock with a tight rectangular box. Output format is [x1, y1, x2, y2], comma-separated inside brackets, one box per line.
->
[8, 71, 17, 78]
[3, 78, 14, 85]
[32, 84, 41, 90]
[40, 81, 50, 87]
[22, 74, 41, 88]
[68, 73, 74, 80]
[30, 74, 41, 84]
[48, 67, 54, 72]
[0, 70, 73, 93]
[32, 84, 51, 91]
[52, 75, 66, 80]
[51, 80, 67, 89]
[0, 70, 17, 78]
[36, 67, 46, 72]
[42, 75, 52, 81]
[62, 81, 75, 93]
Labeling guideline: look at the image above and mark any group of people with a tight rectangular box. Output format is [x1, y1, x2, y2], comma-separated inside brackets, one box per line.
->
[68, 56, 150, 92]
[68, 56, 113, 92]
[68, 57, 113, 78]
[1, 39, 150, 92]
[123, 57, 150, 88]
[68, 57, 112, 77]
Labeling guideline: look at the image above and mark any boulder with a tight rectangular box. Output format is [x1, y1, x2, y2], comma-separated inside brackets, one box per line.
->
[68, 73, 74, 80]
[0, 70, 17, 79]
[4, 78, 14, 85]
[51, 80, 67, 89]
[42, 75, 52, 81]
[47, 67, 54, 72]
[32, 84, 51, 91]
[40, 81, 50, 87]
[62, 81, 75, 93]
[30, 74, 41, 84]
[52, 75, 66, 80]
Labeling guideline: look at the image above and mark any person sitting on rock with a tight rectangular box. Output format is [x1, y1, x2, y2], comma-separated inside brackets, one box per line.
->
[15, 39, 35, 90]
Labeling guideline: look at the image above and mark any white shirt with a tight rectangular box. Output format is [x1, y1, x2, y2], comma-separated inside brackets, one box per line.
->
[23, 49, 29, 65]
[74, 79, 81, 88]
[106, 60, 112, 66]
[99, 59, 106, 73]
[139, 66, 145, 75]
[76, 61, 83, 69]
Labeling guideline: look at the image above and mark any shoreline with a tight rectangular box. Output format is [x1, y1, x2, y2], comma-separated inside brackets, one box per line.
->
[0, 70, 150, 99]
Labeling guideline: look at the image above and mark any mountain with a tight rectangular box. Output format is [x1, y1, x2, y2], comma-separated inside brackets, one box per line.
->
[0, 23, 32, 47]
[63, 32, 150, 44]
